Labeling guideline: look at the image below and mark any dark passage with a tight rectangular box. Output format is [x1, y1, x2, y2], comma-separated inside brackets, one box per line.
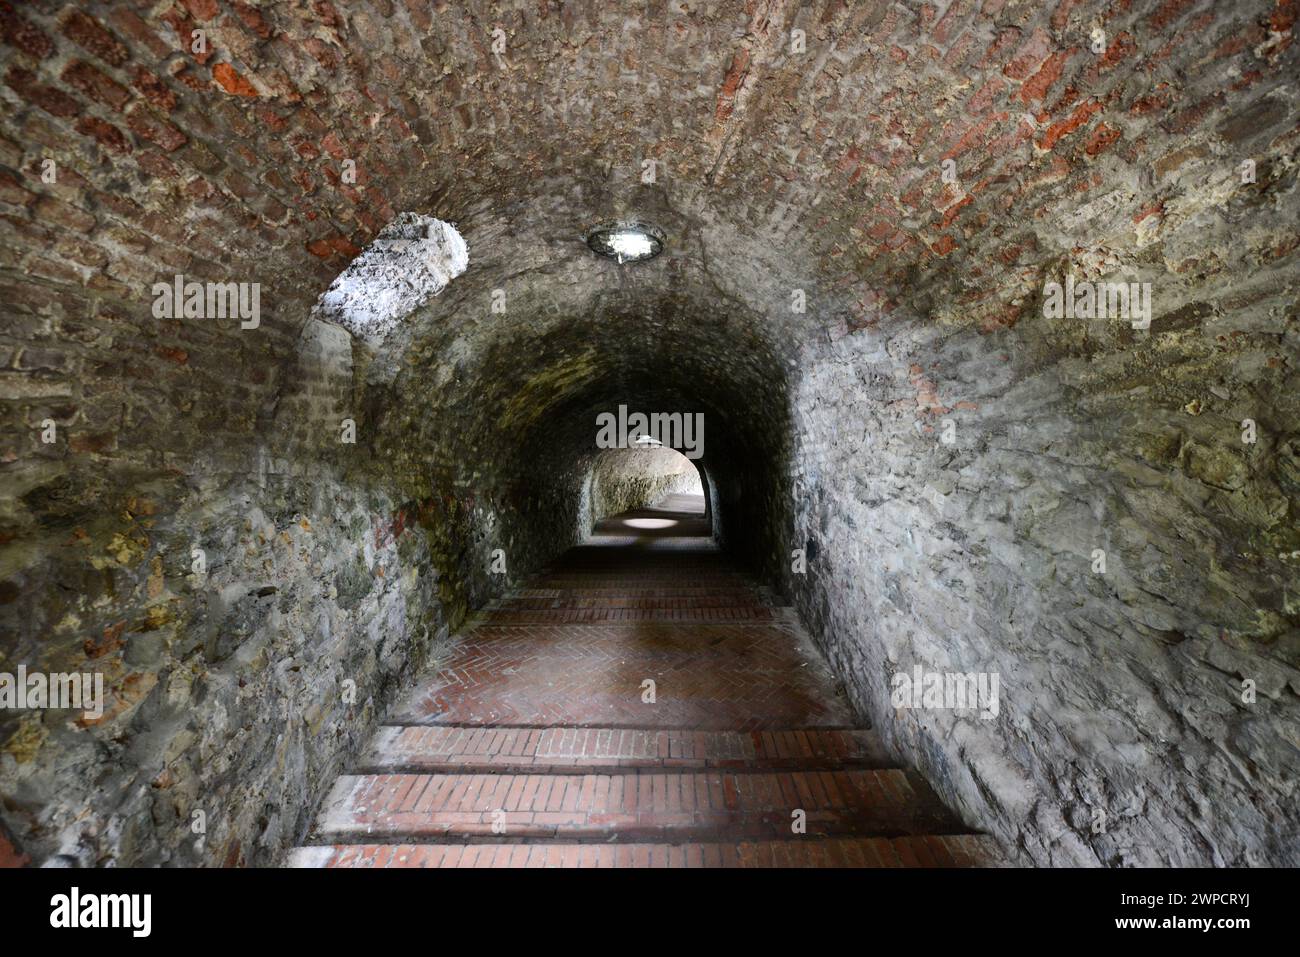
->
[294, 501, 1007, 868]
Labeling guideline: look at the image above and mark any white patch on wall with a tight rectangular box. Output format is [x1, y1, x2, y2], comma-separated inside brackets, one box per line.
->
[311, 213, 468, 344]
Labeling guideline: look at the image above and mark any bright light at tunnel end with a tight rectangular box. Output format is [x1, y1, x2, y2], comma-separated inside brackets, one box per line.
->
[586, 221, 665, 264]
[623, 518, 677, 529]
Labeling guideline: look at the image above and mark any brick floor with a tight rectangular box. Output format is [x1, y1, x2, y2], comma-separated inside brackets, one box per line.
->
[295, 499, 1007, 867]
[360, 726, 893, 773]
[387, 618, 845, 728]
[389, 540, 850, 728]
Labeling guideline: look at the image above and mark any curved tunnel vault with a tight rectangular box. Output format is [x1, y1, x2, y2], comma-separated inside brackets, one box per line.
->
[0, 0, 1297, 871]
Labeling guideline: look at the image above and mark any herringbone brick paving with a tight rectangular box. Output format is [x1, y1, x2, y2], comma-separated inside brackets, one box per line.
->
[295, 497, 1007, 867]
[386, 619, 839, 728]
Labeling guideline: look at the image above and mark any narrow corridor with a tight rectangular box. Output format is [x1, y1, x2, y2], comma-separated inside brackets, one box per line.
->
[292, 497, 1008, 868]
[3, 0, 1296, 891]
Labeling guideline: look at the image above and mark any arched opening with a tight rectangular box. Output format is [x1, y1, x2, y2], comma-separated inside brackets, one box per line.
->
[585, 444, 706, 538]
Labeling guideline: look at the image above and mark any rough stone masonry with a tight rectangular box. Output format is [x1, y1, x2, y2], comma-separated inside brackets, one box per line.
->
[0, 0, 1297, 867]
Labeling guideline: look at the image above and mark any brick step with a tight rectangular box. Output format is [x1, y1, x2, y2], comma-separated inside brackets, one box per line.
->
[496, 593, 766, 610]
[290, 834, 1009, 868]
[361, 725, 893, 773]
[519, 588, 757, 600]
[484, 606, 777, 623]
[529, 591, 752, 599]
[581, 538, 718, 550]
[544, 560, 738, 567]
[534, 575, 753, 585]
[515, 587, 763, 599]
[561, 546, 722, 553]
[538, 561, 743, 566]
[311, 769, 969, 844]
[549, 560, 732, 567]
[526, 573, 749, 579]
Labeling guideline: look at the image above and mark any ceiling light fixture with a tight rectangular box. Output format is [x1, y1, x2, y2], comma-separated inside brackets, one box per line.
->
[586, 221, 664, 264]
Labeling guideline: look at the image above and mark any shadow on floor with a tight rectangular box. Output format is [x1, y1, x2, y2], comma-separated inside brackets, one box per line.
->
[590, 493, 711, 546]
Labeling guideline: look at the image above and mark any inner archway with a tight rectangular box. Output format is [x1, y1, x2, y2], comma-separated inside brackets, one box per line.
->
[586, 444, 707, 535]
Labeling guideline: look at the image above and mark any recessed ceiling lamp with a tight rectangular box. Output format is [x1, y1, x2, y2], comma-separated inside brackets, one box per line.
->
[586, 221, 664, 264]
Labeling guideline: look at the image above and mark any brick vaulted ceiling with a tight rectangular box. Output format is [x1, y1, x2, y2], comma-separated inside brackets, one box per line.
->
[4, 0, 1298, 376]
[4, 0, 1297, 524]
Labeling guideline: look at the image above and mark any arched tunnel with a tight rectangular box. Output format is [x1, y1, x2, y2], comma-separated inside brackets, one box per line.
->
[1, 0, 1298, 880]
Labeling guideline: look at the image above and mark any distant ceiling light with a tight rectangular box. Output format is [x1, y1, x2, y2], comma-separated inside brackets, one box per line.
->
[586, 221, 664, 264]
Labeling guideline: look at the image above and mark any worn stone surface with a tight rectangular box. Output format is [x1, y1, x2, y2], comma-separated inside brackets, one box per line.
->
[1, 308, 451, 864]
[1, 0, 1297, 867]
[781, 307, 1299, 867]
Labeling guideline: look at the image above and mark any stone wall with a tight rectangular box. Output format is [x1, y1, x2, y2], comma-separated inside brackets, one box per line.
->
[774, 277, 1299, 867]
[0, 300, 452, 866]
